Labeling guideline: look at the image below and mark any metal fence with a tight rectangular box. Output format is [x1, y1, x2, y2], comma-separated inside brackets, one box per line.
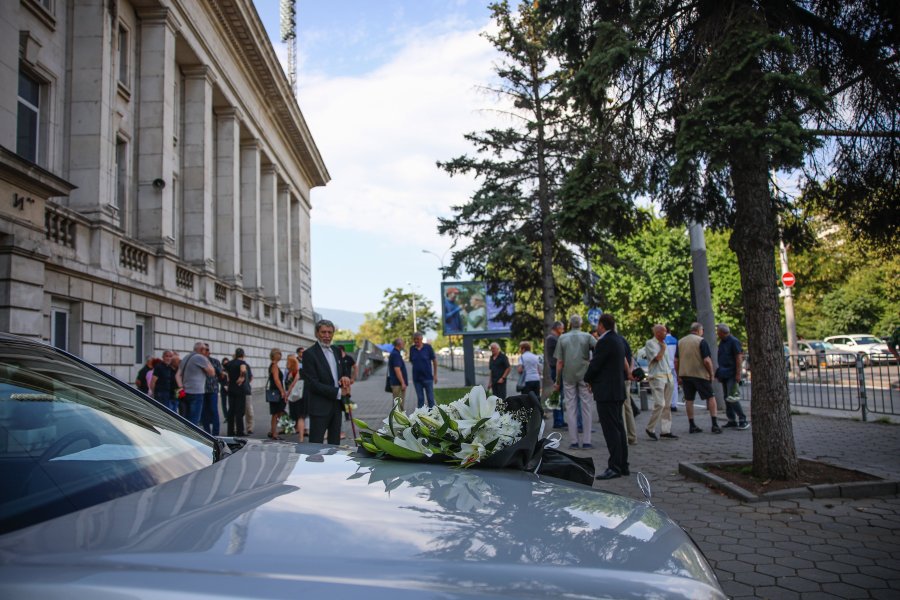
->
[783, 353, 899, 419]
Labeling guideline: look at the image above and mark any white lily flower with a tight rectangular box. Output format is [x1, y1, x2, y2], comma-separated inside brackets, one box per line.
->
[393, 428, 434, 457]
[449, 386, 496, 422]
[454, 441, 487, 465]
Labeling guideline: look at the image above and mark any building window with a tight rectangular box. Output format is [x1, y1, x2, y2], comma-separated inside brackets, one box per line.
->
[17, 69, 41, 163]
[115, 136, 129, 230]
[117, 24, 130, 89]
[51, 307, 69, 351]
[134, 316, 151, 364]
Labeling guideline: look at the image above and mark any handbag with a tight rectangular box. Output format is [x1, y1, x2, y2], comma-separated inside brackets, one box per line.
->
[631, 366, 646, 381]
[288, 379, 304, 402]
[515, 369, 526, 392]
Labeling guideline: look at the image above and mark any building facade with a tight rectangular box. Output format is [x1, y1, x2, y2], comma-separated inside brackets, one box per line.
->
[0, 0, 329, 381]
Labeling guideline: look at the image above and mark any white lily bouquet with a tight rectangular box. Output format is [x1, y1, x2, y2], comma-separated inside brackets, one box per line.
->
[354, 386, 533, 468]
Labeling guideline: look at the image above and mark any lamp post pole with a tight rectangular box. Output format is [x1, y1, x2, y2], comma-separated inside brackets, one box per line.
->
[421, 249, 453, 370]
[407, 282, 418, 333]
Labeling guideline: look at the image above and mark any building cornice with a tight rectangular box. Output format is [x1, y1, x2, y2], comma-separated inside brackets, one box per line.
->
[0, 146, 76, 199]
[203, 0, 330, 189]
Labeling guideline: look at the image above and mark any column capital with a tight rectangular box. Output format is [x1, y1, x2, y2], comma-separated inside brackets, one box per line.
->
[181, 64, 217, 85]
[261, 163, 280, 177]
[240, 138, 260, 151]
[214, 106, 244, 121]
[136, 7, 182, 34]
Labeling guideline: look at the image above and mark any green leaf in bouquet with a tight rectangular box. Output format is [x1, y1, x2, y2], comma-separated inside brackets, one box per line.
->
[371, 433, 426, 460]
[437, 406, 458, 433]
[484, 438, 500, 453]
[469, 416, 491, 436]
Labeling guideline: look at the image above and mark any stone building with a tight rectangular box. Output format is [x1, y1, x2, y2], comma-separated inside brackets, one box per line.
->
[0, 0, 329, 381]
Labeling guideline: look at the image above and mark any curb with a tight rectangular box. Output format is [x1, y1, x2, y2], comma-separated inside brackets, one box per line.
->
[679, 459, 900, 502]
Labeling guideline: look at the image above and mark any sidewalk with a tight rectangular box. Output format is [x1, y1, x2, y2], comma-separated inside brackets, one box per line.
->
[252, 366, 900, 599]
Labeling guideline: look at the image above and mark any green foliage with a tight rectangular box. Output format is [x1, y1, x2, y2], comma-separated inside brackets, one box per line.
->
[590, 215, 744, 347]
[593, 215, 692, 346]
[357, 312, 386, 345]
[789, 219, 899, 339]
[375, 288, 438, 346]
[706, 231, 745, 340]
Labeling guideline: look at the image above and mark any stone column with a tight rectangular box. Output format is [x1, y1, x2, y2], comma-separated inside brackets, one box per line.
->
[135, 8, 179, 250]
[295, 192, 313, 322]
[289, 194, 301, 315]
[277, 183, 291, 308]
[215, 108, 242, 285]
[66, 0, 116, 224]
[180, 65, 214, 271]
[259, 164, 279, 303]
[239, 141, 261, 291]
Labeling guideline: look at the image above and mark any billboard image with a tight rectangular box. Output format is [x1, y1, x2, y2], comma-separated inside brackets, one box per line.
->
[441, 281, 513, 335]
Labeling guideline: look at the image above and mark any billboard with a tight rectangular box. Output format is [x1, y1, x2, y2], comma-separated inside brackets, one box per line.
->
[441, 281, 513, 335]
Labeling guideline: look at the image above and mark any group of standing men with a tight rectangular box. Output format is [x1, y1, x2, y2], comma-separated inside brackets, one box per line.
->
[543, 313, 750, 481]
[135, 319, 363, 446]
[136, 343, 224, 435]
[386, 332, 439, 411]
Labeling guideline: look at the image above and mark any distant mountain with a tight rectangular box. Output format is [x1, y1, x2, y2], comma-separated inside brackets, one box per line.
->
[315, 307, 367, 333]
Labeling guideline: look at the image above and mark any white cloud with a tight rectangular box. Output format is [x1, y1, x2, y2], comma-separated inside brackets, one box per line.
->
[296, 24, 505, 239]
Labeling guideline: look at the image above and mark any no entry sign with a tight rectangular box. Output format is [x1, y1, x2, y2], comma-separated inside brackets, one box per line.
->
[782, 272, 796, 287]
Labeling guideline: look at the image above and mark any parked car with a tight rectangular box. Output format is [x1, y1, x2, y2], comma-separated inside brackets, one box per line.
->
[0, 334, 725, 599]
[824, 334, 888, 365]
[793, 340, 857, 368]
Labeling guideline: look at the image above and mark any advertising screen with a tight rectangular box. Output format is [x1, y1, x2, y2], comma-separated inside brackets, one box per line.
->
[441, 281, 513, 335]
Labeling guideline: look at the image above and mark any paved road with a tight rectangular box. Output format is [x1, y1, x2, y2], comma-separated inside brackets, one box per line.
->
[247, 365, 900, 599]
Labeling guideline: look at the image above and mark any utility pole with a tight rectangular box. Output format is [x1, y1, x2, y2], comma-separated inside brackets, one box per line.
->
[780, 239, 799, 360]
[689, 222, 724, 409]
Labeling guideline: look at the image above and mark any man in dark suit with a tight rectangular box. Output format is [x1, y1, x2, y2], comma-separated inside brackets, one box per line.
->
[302, 319, 352, 444]
[584, 313, 629, 480]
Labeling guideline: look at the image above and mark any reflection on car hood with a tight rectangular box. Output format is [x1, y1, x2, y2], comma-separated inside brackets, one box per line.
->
[0, 442, 724, 599]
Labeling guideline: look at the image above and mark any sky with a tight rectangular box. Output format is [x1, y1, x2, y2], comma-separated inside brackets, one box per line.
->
[252, 0, 505, 323]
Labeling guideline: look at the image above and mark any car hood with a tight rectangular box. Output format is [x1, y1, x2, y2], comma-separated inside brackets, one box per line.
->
[0, 442, 724, 599]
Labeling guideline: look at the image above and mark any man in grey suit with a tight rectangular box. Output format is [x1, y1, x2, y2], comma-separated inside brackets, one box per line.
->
[584, 313, 629, 480]
[303, 320, 352, 444]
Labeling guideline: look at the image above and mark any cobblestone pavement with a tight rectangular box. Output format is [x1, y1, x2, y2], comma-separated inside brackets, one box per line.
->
[249, 366, 900, 599]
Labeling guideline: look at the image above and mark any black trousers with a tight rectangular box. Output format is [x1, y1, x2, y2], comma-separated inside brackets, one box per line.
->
[309, 402, 342, 445]
[491, 380, 507, 399]
[227, 391, 246, 436]
[596, 400, 628, 474]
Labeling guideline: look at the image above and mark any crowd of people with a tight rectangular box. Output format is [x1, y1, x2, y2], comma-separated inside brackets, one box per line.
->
[454, 314, 750, 482]
[137, 316, 751, 480]
[134, 319, 359, 444]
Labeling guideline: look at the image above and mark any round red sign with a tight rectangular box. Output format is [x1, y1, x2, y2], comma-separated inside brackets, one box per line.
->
[782, 272, 796, 287]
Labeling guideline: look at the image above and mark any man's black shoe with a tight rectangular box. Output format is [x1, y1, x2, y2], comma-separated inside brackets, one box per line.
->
[689, 425, 703, 433]
[645, 429, 658, 441]
[670, 406, 678, 412]
[621, 468, 630, 476]
[711, 425, 723, 434]
[595, 468, 621, 480]
[722, 422, 738, 428]
[660, 432, 679, 439]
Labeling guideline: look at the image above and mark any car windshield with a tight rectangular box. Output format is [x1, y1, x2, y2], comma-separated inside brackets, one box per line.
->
[853, 336, 880, 345]
[0, 339, 214, 534]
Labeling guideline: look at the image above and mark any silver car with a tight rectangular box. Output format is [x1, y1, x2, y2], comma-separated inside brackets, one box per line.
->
[796, 340, 857, 368]
[0, 334, 724, 599]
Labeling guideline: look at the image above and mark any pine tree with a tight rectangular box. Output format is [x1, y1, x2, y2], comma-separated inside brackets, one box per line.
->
[437, 0, 642, 341]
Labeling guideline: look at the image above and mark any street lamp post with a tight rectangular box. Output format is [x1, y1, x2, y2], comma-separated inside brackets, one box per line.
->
[407, 282, 418, 333]
[421, 249, 454, 370]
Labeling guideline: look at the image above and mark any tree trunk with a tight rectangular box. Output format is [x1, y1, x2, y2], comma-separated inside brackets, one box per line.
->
[530, 58, 558, 337]
[729, 148, 800, 481]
